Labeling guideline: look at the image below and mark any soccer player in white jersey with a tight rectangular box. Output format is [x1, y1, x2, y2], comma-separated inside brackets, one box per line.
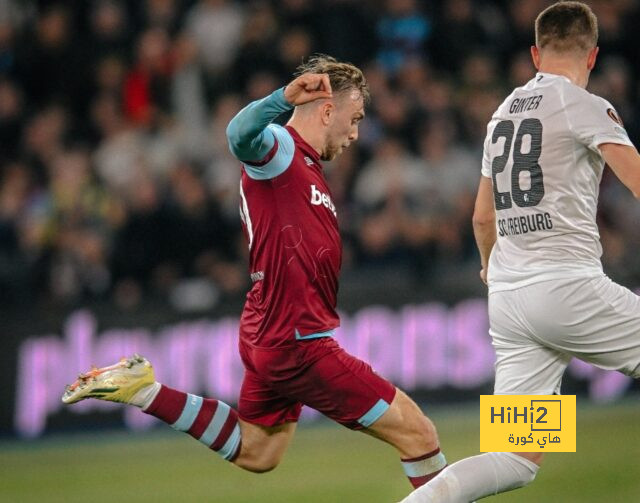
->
[400, 2, 640, 501]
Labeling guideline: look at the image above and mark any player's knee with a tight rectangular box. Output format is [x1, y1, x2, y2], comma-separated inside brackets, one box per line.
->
[234, 456, 280, 474]
[518, 462, 538, 487]
[232, 444, 284, 473]
[245, 461, 279, 474]
[502, 452, 540, 489]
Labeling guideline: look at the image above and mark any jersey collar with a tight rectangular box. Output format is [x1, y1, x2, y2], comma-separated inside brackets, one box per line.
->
[285, 125, 322, 164]
[535, 72, 572, 85]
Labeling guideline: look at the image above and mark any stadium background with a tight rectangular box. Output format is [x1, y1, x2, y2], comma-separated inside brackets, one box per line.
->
[1, 0, 639, 501]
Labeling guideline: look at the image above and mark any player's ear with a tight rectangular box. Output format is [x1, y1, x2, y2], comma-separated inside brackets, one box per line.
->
[321, 102, 333, 126]
[530, 46, 541, 70]
[586, 46, 599, 71]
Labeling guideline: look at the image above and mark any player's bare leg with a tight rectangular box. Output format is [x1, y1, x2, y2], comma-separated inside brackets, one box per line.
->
[232, 420, 297, 473]
[364, 388, 439, 457]
[61, 355, 297, 473]
[364, 388, 446, 488]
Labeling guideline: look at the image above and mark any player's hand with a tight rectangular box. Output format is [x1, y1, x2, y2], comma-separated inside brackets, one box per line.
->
[480, 267, 488, 285]
[284, 73, 332, 106]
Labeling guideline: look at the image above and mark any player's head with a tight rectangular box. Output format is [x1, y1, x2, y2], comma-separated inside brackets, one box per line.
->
[532, 2, 599, 80]
[294, 54, 369, 161]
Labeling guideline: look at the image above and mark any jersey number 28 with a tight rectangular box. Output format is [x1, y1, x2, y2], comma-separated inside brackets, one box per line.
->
[491, 118, 544, 210]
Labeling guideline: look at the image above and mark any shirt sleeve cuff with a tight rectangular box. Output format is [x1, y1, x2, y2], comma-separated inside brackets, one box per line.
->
[272, 87, 294, 112]
[589, 134, 634, 153]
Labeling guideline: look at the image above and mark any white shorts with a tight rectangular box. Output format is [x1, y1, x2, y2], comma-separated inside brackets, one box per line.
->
[490, 275, 640, 395]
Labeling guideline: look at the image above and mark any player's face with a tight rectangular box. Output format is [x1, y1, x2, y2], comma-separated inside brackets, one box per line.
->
[322, 90, 364, 161]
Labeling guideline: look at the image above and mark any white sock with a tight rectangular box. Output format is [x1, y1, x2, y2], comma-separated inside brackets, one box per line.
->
[130, 381, 162, 409]
[399, 452, 539, 502]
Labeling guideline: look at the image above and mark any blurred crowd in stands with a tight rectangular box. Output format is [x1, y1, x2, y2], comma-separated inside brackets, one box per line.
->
[0, 0, 639, 310]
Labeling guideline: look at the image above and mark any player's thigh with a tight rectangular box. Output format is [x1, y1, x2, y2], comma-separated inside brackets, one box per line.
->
[237, 345, 303, 428]
[490, 289, 570, 394]
[523, 276, 640, 378]
[235, 365, 301, 470]
[274, 338, 396, 429]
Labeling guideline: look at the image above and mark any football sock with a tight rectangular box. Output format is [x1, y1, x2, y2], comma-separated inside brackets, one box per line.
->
[401, 447, 448, 488]
[143, 384, 242, 461]
[399, 452, 538, 502]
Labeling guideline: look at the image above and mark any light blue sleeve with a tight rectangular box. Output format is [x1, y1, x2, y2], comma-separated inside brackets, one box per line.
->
[226, 87, 293, 163]
[242, 124, 295, 180]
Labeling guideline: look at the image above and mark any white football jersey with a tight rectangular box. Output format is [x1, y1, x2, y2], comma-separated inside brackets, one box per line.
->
[481, 72, 634, 291]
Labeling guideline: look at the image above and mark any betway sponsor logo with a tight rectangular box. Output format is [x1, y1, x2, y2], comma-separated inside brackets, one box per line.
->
[310, 184, 337, 217]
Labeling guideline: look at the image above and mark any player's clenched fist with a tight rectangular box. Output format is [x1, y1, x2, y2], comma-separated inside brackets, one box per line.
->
[284, 73, 333, 106]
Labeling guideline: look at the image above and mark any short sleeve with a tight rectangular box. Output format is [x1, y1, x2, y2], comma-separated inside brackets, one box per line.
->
[566, 91, 633, 153]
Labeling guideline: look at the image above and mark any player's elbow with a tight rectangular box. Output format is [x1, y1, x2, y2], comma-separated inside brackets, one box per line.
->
[225, 119, 244, 156]
[472, 210, 495, 228]
[226, 116, 259, 161]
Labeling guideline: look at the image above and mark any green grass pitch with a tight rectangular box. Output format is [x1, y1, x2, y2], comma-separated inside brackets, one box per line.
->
[1, 401, 638, 502]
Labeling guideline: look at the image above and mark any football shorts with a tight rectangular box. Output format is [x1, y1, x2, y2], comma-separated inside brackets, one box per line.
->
[237, 336, 396, 429]
[490, 274, 640, 395]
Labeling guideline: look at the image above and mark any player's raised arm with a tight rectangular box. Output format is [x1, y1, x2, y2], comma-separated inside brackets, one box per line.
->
[225, 87, 294, 164]
[600, 143, 640, 199]
[225, 74, 332, 165]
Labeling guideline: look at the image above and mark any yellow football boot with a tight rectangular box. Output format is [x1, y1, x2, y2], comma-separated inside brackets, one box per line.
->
[62, 354, 155, 405]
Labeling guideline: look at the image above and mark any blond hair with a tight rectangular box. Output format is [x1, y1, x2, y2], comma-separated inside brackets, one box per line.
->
[295, 54, 370, 104]
[535, 1, 598, 53]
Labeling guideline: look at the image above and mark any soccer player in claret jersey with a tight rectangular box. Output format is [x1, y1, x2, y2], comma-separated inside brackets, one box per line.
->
[401, 2, 640, 502]
[62, 55, 448, 489]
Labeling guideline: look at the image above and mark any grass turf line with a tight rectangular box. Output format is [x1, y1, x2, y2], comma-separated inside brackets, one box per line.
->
[1, 401, 638, 502]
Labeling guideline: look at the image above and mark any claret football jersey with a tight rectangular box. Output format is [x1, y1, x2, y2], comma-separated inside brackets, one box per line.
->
[481, 72, 634, 292]
[238, 124, 342, 347]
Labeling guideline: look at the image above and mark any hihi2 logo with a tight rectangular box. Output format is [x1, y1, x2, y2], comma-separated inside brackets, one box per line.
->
[480, 395, 576, 452]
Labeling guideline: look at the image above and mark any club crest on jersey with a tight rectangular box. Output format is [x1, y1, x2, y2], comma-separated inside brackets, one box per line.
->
[606, 108, 624, 126]
[310, 184, 337, 217]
